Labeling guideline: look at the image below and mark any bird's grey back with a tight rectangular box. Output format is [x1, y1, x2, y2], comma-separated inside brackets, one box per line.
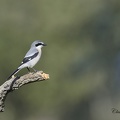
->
[25, 47, 38, 57]
[25, 41, 40, 57]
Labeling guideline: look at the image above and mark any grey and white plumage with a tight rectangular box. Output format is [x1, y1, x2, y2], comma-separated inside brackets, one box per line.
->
[7, 40, 47, 80]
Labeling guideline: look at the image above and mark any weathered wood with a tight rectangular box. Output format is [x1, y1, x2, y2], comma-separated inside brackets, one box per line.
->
[0, 71, 49, 112]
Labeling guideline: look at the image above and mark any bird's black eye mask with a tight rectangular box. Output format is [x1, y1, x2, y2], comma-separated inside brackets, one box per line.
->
[35, 43, 42, 47]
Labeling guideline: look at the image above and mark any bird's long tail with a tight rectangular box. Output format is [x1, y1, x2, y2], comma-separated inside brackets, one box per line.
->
[7, 68, 20, 80]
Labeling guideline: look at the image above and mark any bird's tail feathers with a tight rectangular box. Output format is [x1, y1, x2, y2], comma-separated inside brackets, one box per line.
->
[7, 68, 20, 80]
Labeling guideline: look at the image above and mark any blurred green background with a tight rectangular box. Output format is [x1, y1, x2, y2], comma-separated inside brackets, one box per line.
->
[0, 0, 120, 120]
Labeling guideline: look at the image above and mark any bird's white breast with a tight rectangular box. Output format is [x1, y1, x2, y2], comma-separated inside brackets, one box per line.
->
[28, 52, 41, 68]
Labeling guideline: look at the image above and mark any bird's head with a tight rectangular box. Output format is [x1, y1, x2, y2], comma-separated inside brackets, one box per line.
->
[31, 40, 47, 50]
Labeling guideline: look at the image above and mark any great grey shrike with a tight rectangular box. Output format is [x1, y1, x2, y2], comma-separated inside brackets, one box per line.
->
[7, 40, 47, 80]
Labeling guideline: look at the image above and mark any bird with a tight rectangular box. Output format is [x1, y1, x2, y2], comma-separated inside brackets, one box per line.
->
[7, 40, 47, 80]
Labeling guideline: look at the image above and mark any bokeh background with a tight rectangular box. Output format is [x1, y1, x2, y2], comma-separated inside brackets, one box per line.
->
[0, 0, 120, 120]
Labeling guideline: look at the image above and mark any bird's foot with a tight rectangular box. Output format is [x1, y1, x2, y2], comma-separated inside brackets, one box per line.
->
[32, 68, 38, 73]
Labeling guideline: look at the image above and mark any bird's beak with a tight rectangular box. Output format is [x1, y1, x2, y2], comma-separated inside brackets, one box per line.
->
[43, 43, 47, 46]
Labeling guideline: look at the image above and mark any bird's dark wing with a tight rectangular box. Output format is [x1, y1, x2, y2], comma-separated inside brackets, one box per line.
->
[20, 52, 39, 65]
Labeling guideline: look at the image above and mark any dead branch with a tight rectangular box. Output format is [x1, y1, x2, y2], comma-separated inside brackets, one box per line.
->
[0, 71, 49, 112]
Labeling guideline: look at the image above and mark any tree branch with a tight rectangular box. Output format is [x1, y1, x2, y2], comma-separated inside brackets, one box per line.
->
[0, 71, 49, 112]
